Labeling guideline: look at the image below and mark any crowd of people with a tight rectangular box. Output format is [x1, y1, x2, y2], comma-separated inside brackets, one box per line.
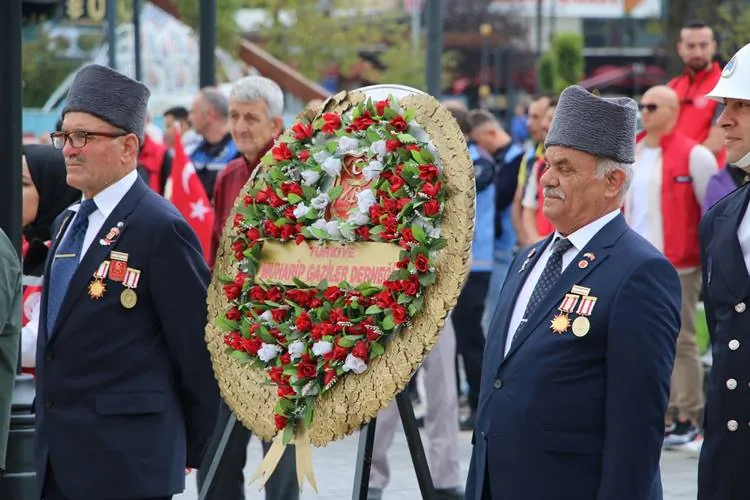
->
[0, 16, 749, 500]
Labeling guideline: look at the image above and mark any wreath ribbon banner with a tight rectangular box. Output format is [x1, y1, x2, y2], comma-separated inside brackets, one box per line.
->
[206, 84, 475, 492]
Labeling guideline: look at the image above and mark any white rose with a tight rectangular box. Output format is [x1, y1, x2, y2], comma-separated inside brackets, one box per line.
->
[363, 160, 384, 181]
[300, 170, 321, 186]
[337, 137, 360, 155]
[343, 353, 368, 374]
[356, 189, 377, 214]
[370, 140, 387, 159]
[311, 219, 328, 231]
[321, 157, 342, 177]
[312, 341, 333, 356]
[325, 221, 341, 238]
[293, 203, 310, 219]
[260, 310, 274, 323]
[258, 343, 281, 362]
[427, 225, 441, 239]
[409, 122, 430, 144]
[288, 341, 306, 360]
[313, 150, 330, 164]
[347, 210, 370, 226]
[312, 134, 328, 147]
[301, 380, 320, 397]
[311, 193, 330, 210]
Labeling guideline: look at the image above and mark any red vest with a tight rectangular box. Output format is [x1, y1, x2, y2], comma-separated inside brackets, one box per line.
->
[138, 135, 168, 194]
[668, 62, 726, 167]
[534, 159, 555, 237]
[635, 131, 701, 268]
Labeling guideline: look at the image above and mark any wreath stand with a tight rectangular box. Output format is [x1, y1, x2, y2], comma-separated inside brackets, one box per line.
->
[198, 391, 437, 500]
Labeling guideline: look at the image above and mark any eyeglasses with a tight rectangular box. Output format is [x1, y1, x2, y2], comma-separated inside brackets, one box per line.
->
[50, 130, 128, 150]
[638, 103, 659, 113]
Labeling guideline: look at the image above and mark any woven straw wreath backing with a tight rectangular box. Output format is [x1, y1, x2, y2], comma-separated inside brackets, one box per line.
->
[205, 88, 476, 446]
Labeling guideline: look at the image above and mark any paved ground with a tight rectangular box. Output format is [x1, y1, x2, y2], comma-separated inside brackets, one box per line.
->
[176, 428, 699, 499]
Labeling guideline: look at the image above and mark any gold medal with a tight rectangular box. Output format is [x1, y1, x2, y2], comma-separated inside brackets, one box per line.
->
[88, 278, 106, 299]
[550, 313, 570, 334]
[572, 316, 590, 337]
[120, 288, 137, 309]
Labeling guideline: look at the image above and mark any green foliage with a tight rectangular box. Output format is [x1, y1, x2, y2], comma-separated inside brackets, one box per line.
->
[537, 32, 584, 93]
[173, 0, 244, 51]
[537, 51, 558, 94]
[714, 4, 750, 61]
[22, 29, 81, 107]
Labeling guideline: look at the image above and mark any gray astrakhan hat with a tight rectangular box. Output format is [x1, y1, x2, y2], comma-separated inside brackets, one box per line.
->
[62, 64, 151, 143]
[545, 85, 637, 164]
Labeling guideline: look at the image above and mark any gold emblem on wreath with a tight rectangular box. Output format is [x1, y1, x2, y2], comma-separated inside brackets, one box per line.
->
[550, 313, 570, 334]
[88, 278, 106, 299]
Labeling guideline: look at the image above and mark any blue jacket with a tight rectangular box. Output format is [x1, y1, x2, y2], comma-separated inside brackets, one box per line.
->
[494, 143, 524, 253]
[35, 177, 220, 499]
[466, 214, 680, 500]
[469, 142, 496, 272]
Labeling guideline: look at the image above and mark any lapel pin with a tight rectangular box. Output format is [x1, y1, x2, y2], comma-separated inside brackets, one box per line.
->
[583, 252, 595, 261]
[108, 251, 129, 282]
[519, 247, 537, 273]
[578, 259, 589, 269]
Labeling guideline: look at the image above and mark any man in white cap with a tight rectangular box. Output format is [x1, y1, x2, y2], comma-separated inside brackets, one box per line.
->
[465, 85, 681, 500]
[698, 42, 750, 500]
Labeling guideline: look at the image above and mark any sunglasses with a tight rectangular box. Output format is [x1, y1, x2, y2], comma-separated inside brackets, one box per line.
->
[638, 103, 659, 112]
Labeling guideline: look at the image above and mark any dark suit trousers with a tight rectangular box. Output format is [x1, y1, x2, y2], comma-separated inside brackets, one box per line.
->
[43, 462, 170, 500]
[453, 271, 490, 412]
[197, 400, 299, 500]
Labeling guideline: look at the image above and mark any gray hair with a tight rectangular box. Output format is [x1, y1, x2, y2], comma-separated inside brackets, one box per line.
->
[229, 76, 285, 119]
[199, 87, 229, 119]
[596, 157, 633, 198]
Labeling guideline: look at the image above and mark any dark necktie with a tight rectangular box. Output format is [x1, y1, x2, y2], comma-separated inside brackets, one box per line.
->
[513, 237, 574, 344]
[47, 199, 98, 334]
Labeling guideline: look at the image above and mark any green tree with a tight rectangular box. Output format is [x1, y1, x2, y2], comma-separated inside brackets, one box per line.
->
[537, 33, 584, 93]
[22, 29, 80, 107]
[172, 0, 245, 51]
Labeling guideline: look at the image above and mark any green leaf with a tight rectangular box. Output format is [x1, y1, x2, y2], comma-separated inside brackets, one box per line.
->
[287, 193, 303, 204]
[408, 303, 418, 316]
[431, 238, 448, 251]
[383, 108, 398, 120]
[418, 272, 437, 287]
[260, 153, 276, 165]
[326, 140, 338, 153]
[302, 185, 318, 198]
[366, 127, 381, 143]
[311, 228, 329, 240]
[317, 279, 329, 291]
[365, 305, 383, 315]
[370, 225, 385, 235]
[283, 365, 298, 377]
[304, 402, 315, 428]
[370, 342, 385, 357]
[411, 150, 425, 164]
[360, 286, 381, 297]
[257, 326, 277, 344]
[397, 133, 416, 144]
[230, 350, 251, 363]
[328, 184, 343, 200]
[282, 424, 295, 445]
[264, 300, 284, 308]
[382, 315, 395, 331]
[397, 293, 411, 305]
[412, 224, 427, 244]
[215, 316, 239, 332]
[338, 335, 362, 348]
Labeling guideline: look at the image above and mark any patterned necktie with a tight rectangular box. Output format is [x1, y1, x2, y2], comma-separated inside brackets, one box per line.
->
[46, 199, 98, 334]
[512, 237, 573, 344]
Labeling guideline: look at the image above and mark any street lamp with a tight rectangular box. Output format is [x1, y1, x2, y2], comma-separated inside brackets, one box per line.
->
[479, 23, 493, 108]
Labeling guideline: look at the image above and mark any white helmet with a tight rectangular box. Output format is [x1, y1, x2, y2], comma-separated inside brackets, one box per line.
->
[706, 42, 750, 102]
[706, 42, 750, 168]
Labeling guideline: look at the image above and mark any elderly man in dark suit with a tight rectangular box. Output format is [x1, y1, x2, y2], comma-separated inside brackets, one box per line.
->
[36, 64, 220, 500]
[466, 85, 681, 500]
[698, 42, 750, 500]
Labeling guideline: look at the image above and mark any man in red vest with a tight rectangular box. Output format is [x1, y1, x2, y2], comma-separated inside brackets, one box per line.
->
[625, 85, 718, 450]
[668, 21, 725, 166]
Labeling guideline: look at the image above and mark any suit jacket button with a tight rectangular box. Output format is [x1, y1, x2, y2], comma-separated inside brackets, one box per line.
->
[736, 302, 747, 314]
[493, 379, 503, 389]
[729, 339, 741, 351]
[727, 378, 738, 390]
[728, 420, 739, 432]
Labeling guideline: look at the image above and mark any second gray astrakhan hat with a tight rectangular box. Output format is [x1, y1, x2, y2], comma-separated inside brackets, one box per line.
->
[545, 85, 637, 164]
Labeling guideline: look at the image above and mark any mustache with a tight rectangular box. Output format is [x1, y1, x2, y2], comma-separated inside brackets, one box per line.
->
[544, 187, 566, 200]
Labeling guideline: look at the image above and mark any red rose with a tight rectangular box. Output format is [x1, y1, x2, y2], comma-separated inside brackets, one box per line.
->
[396, 257, 410, 269]
[298, 149, 310, 162]
[414, 254, 430, 273]
[233, 213, 245, 228]
[322, 113, 342, 134]
[375, 99, 389, 116]
[283, 206, 297, 221]
[296, 311, 313, 332]
[246, 227, 261, 241]
[404, 277, 420, 296]
[348, 111, 376, 132]
[280, 352, 292, 365]
[292, 122, 313, 140]
[366, 329, 381, 342]
[383, 215, 398, 233]
[310, 297, 323, 308]
[281, 224, 297, 240]
[282, 182, 304, 197]
[295, 233, 305, 245]
[369, 204, 385, 221]
[286, 289, 309, 307]
[329, 308, 348, 324]
[274, 414, 289, 430]
[277, 384, 296, 398]
[349, 322, 366, 336]
[384, 280, 403, 293]
[255, 189, 269, 204]
[231, 241, 246, 254]
[355, 225, 370, 240]
[391, 304, 407, 324]
[352, 340, 369, 360]
[423, 199, 440, 217]
[390, 115, 408, 132]
[272, 142, 293, 161]
[223, 283, 242, 301]
[297, 360, 318, 380]
[375, 290, 395, 308]
[268, 192, 285, 208]
[323, 286, 343, 302]
[406, 144, 420, 151]
[323, 368, 337, 386]
[267, 287, 283, 302]
[311, 322, 334, 341]
[271, 308, 288, 323]
[418, 164, 439, 182]
[223, 331, 241, 349]
[250, 286, 267, 302]
[401, 228, 417, 244]
[242, 336, 262, 355]
[226, 307, 241, 321]
[268, 366, 284, 385]
[386, 139, 401, 152]
[262, 220, 278, 237]
[421, 181, 440, 198]
[332, 344, 348, 361]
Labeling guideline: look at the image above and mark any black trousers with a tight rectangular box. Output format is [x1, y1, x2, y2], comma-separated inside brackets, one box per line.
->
[197, 400, 299, 500]
[42, 462, 170, 500]
[452, 271, 490, 412]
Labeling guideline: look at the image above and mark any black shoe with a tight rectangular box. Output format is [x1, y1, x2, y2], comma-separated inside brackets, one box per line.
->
[459, 412, 475, 431]
[435, 486, 465, 500]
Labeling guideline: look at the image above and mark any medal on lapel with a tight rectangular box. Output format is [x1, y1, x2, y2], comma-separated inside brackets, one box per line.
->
[519, 247, 537, 273]
[99, 222, 124, 246]
[551, 293, 578, 334]
[120, 268, 141, 309]
[109, 251, 129, 282]
[88, 260, 111, 300]
[572, 295, 598, 337]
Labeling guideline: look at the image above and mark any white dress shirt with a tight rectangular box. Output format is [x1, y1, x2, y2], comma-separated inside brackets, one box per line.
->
[504, 209, 621, 355]
[739, 204, 750, 276]
[60, 170, 138, 262]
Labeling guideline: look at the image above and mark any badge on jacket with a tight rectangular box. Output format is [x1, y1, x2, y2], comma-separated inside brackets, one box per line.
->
[551, 285, 597, 337]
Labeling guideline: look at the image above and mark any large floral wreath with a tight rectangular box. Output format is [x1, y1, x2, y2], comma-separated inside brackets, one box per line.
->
[216, 95, 447, 443]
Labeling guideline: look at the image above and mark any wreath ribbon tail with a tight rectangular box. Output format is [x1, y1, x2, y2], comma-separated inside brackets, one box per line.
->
[248, 432, 287, 490]
[294, 424, 318, 493]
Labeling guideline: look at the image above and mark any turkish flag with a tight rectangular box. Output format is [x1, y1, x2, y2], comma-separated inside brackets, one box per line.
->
[168, 130, 215, 261]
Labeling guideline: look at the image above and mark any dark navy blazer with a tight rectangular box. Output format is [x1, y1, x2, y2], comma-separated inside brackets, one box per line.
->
[34, 177, 220, 500]
[466, 214, 681, 500]
[698, 183, 750, 500]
